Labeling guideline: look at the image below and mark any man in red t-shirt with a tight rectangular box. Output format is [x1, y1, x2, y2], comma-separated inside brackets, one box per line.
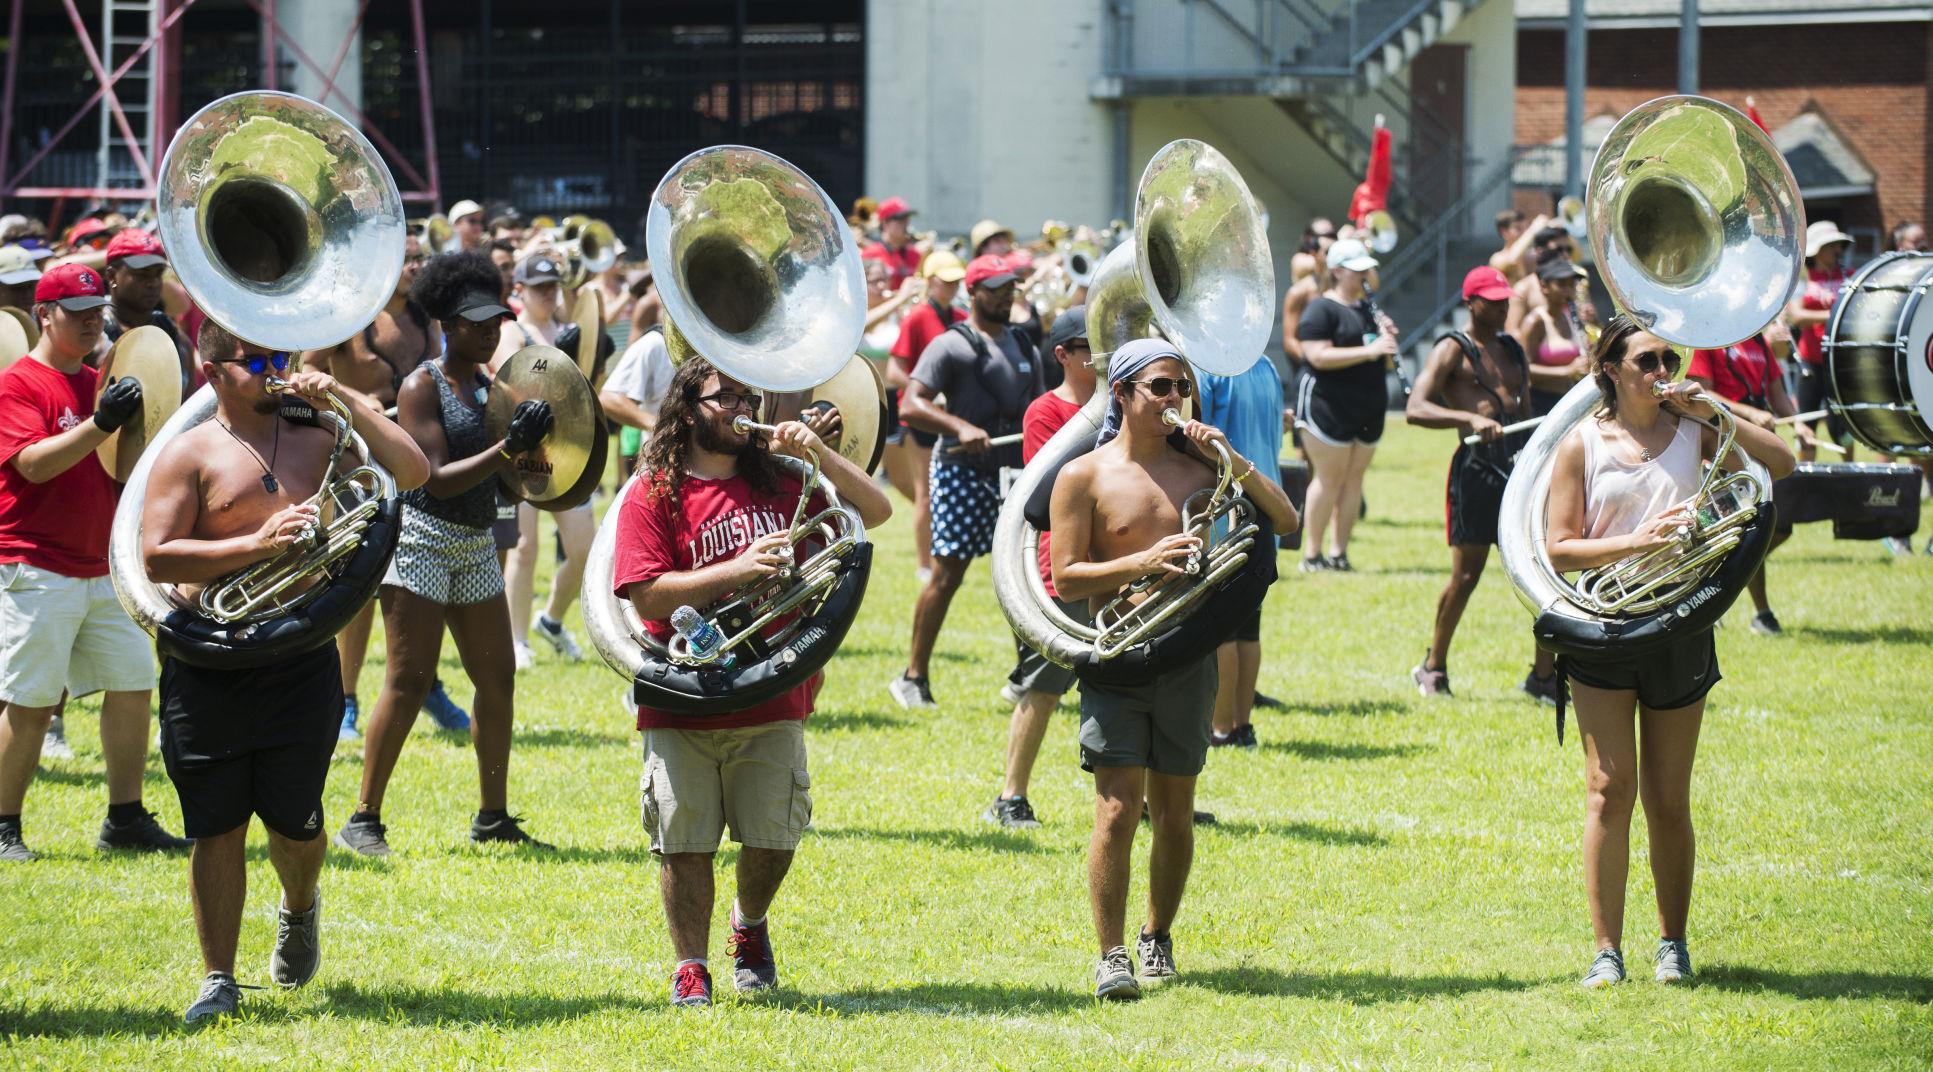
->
[0, 263, 187, 862]
[985, 307, 1095, 829]
[1786, 221, 1854, 460]
[861, 196, 922, 291]
[612, 357, 891, 1008]
[884, 249, 967, 579]
[1688, 321, 1811, 636]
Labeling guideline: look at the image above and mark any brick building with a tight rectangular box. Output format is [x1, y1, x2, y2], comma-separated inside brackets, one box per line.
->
[1514, 0, 1931, 256]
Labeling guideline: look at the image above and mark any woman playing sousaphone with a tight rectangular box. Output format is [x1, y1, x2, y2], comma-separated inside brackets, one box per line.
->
[1547, 316, 1795, 988]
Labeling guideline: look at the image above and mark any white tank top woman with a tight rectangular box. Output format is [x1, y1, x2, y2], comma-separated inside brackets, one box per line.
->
[1577, 413, 1703, 541]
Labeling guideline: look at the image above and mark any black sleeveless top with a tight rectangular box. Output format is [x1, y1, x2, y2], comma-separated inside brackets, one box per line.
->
[401, 362, 496, 529]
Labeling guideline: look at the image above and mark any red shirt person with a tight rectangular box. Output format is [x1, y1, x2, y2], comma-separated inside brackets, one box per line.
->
[612, 357, 891, 1008]
[0, 262, 186, 862]
[1785, 221, 1854, 456]
[862, 196, 922, 290]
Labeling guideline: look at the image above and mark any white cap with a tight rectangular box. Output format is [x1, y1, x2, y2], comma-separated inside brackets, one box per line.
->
[447, 198, 484, 224]
[1327, 237, 1378, 273]
[1804, 220, 1854, 259]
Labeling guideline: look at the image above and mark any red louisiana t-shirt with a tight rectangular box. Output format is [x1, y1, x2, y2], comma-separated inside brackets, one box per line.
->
[612, 469, 829, 731]
[1796, 266, 1848, 366]
[0, 357, 118, 578]
[1688, 337, 1782, 406]
[863, 241, 922, 290]
[1023, 391, 1085, 598]
[890, 301, 965, 374]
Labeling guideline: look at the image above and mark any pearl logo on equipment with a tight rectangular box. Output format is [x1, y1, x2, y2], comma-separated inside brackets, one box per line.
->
[1865, 486, 1902, 508]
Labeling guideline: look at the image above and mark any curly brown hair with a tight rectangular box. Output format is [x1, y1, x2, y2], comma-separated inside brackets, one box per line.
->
[636, 355, 783, 510]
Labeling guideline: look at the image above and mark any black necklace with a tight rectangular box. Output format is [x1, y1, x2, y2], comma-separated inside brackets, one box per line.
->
[215, 416, 282, 493]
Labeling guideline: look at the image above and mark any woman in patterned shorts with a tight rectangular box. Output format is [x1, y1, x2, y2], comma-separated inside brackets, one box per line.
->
[336, 251, 558, 857]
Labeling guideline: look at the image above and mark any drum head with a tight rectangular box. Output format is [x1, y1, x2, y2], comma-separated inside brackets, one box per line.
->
[95, 325, 184, 481]
[1905, 267, 1933, 438]
[1829, 251, 1933, 453]
[488, 344, 600, 504]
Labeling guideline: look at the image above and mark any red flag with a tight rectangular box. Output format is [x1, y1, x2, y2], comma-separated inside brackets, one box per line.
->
[1745, 95, 1769, 134]
[1349, 115, 1392, 225]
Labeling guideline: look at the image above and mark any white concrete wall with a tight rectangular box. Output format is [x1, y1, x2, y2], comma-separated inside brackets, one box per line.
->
[1444, 0, 1518, 214]
[274, 0, 362, 114]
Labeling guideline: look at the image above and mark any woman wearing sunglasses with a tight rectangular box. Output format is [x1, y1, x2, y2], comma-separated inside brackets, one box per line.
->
[338, 251, 556, 859]
[1544, 316, 1795, 989]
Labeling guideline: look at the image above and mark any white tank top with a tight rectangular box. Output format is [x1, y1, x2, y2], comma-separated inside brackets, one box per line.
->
[1578, 414, 1704, 540]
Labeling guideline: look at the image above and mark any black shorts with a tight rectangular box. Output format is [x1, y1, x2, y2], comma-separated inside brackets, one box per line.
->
[158, 644, 343, 841]
[1299, 383, 1385, 446]
[1565, 629, 1721, 711]
[1233, 607, 1262, 643]
[1791, 362, 1851, 444]
[884, 388, 938, 449]
[1445, 439, 1520, 546]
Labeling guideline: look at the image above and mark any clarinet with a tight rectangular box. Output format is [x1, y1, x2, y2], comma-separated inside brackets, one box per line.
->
[1364, 285, 1413, 398]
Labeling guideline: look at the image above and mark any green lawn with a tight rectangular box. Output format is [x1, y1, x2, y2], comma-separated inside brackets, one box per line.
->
[3, 423, 1929, 1070]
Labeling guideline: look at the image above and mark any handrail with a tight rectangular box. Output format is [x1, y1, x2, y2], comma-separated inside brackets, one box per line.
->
[1380, 145, 1529, 288]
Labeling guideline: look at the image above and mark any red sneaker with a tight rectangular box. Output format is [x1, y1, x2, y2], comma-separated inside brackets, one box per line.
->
[726, 910, 777, 992]
[671, 961, 712, 1007]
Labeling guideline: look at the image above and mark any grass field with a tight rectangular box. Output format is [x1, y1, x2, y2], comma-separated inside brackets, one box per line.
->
[2, 422, 1929, 1070]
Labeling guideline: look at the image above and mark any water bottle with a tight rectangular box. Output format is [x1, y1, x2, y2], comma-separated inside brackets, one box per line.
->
[670, 605, 735, 668]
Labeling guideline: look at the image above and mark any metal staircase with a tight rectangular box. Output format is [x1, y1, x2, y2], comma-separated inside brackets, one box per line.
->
[93, 0, 158, 191]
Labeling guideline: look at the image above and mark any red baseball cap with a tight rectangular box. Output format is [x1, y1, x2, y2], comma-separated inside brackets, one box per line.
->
[876, 196, 914, 221]
[964, 254, 1018, 291]
[35, 262, 110, 310]
[1461, 265, 1512, 303]
[64, 216, 112, 247]
[105, 228, 167, 269]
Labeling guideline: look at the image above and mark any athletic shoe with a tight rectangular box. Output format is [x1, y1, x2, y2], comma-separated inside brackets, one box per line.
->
[915, 566, 933, 585]
[269, 892, 321, 989]
[983, 795, 1041, 829]
[470, 812, 554, 849]
[1233, 724, 1259, 749]
[41, 715, 74, 761]
[423, 679, 471, 732]
[1749, 610, 1783, 636]
[1135, 930, 1178, 983]
[1654, 938, 1693, 983]
[1412, 658, 1452, 698]
[1252, 691, 1286, 711]
[998, 681, 1024, 706]
[1883, 535, 1913, 556]
[1521, 671, 1561, 707]
[533, 614, 583, 661]
[1298, 556, 1329, 574]
[1140, 803, 1217, 826]
[97, 808, 192, 852]
[1581, 947, 1626, 989]
[512, 640, 535, 672]
[671, 962, 713, 1007]
[333, 815, 392, 858]
[0, 824, 33, 862]
[183, 972, 242, 1026]
[1325, 554, 1354, 572]
[726, 908, 778, 992]
[1209, 730, 1241, 749]
[338, 697, 360, 741]
[1094, 946, 1142, 1001]
[888, 673, 936, 709]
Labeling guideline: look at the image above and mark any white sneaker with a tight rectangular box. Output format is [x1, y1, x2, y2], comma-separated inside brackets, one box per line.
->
[41, 716, 74, 762]
[533, 615, 583, 661]
[513, 640, 535, 671]
[998, 681, 1023, 706]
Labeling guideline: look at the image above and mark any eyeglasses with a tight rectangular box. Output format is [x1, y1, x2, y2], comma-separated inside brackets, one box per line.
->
[1627, 348, 1681, 375]
[212, 351, 292, 376]
[1129, 377, 1193, 399]
[696, 389, 763, 412]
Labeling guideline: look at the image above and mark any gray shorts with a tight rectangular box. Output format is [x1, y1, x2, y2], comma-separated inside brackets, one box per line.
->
[1007, 596, 1087, 697]
[382, 507, 503, 606]
[1077, 653, 1219, 777]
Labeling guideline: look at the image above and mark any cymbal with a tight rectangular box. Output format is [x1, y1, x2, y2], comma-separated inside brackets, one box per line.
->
[1, 305, 38, 353]
[547, 413, 608, 512]
[569, 287, 604, 383]
[95, 325, 184, 481]
[0, 307, 29, 373]
[761, 352, 888, 474]
[487, 343, 600, 509]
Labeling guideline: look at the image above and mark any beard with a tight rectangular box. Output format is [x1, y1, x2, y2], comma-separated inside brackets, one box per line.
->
[252, 397, 280, 415]
[692, 410, 754, 456]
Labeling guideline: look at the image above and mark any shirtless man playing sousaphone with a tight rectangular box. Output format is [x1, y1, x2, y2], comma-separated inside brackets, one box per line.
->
[1049, 338, 1299, 1000]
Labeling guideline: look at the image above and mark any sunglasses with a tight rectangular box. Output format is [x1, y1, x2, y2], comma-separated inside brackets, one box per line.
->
[212, 352, 292, 376]
[696, 389, 763, 412]
[1129, 377, 1193, 399]
[1627, 348, 1681, 376]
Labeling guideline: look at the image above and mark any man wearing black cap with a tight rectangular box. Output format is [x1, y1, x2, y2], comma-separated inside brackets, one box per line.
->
[0, 263, 189, 862]
[892, 254, 1045, 708]
[984, 307, 1095, 828]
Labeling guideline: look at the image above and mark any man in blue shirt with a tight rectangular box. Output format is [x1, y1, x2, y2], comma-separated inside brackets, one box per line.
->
[1196, 355, 1286, 748]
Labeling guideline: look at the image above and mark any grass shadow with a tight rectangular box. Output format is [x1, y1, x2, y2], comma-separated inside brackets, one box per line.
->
[319, 982, 654, 1026]
[1696, 965, 1933, 1001]
[782, 982, 1088, 1016]
[1787, 624, 1933, 646]
[835, 645, 971, 665]
[28, 765, 106, 787]
[811, 709, 913, 732]
[0, 998, 297, 1038]
[517, 727, 631, 749]
[1288, 699, 1409, 718]
[1262, 739, 1428, 762]
[1207, 819, 1387, 846]
[811, 825, 1057, 855]
[1184, 965, 1540, 1004]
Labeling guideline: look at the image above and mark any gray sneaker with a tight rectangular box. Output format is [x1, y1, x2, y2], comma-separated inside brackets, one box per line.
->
[1094, 945, 1142, 1001]
[1135, 930, 1177, 983]
[1654, 938, 1693, 983]
[41, 715, 74, 762]
[982, 795, 1041, 829]
[184, 972, 242, 1026]
[1581, 947, 1626, 989]
[269, 892, 321, 989]
[998, 681, 1023, 706]
[0, 823, 33, 862]
[333, 815, 392, 858]
[533, 615, 584, 661]
[888, 674, 936, 709]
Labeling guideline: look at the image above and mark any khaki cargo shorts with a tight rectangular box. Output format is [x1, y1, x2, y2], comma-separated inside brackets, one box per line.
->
[0, 563, 155, 708]
[640, 720, 811, 854]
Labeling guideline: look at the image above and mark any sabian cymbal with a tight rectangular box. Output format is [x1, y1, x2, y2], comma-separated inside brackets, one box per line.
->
[760, 353, 888, 474]
[570, 287, 604, 383]
[1, 305, 37, 353]
[487, 343, 600, 509]
[95, 324, 184, 481]
[0, 307, 29, 373]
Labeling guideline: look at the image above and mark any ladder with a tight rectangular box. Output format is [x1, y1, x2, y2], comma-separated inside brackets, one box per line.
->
[94, 0, 159, 193]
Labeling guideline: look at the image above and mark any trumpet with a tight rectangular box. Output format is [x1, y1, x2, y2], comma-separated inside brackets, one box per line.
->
[197, 381, 394, 623]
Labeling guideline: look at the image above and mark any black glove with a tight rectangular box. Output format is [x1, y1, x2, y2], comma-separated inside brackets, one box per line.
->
[554, 323, 617, 380]
[93, 377, 143, 433]
[503, 399, 554, 455]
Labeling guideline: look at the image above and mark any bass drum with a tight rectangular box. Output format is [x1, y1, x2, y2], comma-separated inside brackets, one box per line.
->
[1823, 250, 1933, 455]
